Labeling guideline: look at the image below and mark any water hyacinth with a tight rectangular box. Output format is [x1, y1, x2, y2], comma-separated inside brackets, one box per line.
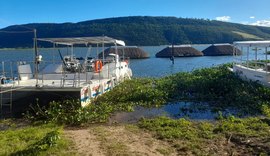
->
[25, 64, 270, 125]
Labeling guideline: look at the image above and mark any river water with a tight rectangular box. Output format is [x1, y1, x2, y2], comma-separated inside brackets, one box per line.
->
[0, 45, 235, 77]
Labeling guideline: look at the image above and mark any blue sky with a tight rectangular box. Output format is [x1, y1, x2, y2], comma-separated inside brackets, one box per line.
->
[0, 0, 270, 28]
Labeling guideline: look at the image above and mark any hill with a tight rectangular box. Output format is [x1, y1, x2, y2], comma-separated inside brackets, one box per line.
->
[1, 16, 270, 48]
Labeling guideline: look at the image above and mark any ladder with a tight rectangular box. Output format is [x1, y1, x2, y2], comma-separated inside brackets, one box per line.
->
[74, 72, 81, 87]
[0, 86, 13, 118]
[60, 72, 80, 87]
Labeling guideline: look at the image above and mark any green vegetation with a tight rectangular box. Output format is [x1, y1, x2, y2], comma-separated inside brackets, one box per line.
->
[25, 78, 167, 125]
[1, 16, 270, 48]
[138, 116, 270, 155]
[158, 64, 270, 115]
[232, 31, 263, 40]
[0, 121, 71, 155]
[25, 64, 270, 125]
[2, 64, 270, 155]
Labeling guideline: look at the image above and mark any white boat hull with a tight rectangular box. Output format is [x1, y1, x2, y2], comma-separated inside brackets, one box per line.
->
[233, 64, 270, 86]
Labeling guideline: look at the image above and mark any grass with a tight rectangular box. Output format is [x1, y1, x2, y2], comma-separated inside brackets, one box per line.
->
[156, 147, 174, 155]
[91, 126, 130, 156]
[232, 31, 263, 40]
[0, 121, 72, 155]
[138, 116, 270, 155]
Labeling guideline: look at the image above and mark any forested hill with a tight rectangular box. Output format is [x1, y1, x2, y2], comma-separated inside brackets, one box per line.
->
[1, 16, 270, 48]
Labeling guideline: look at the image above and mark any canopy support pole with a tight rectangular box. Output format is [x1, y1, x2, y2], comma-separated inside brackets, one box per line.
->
[102, 35, 105, 63]
[33, 29, 39, 86]
[96, 44, 99, 59]
[247, 47, 249, 68]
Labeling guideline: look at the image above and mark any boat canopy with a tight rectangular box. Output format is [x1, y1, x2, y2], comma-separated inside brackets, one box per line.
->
[37, 36, 125, 46]
[233, 41, 270, 47]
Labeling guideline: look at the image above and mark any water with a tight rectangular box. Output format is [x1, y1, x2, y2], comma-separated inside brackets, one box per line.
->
[109, 102, 238, 123]
[130, 55, 233, 77]
[0, 45, 236, 78]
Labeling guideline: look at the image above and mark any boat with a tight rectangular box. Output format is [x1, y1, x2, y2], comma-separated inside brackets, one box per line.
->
[0, 36, 132, 116]
[233, 40, 270, 86]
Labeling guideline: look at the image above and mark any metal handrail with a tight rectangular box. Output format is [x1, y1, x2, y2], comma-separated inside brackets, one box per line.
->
[0, 58, 122, 88]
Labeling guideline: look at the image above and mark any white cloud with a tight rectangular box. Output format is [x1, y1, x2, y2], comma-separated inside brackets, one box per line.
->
[250, 16, 255, 19]
[250, 20, 270, 27]
[215, 16, 231, 22]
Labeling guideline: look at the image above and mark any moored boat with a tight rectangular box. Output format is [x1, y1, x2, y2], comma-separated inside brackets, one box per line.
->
[233, 40, 270, 86]
[0, 36, 132, 116]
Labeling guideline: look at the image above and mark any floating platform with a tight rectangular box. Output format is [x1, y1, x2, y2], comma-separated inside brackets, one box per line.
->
[0, 36, 132, 118]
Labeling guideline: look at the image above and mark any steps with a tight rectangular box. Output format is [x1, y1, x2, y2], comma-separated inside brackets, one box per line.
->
[0, 87, 13, 118]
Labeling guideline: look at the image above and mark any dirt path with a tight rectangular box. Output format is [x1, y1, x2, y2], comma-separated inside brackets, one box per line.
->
[64, 125, 176, 156]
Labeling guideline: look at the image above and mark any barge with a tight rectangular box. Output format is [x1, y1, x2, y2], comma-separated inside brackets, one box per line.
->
[0, 36, 132, 116]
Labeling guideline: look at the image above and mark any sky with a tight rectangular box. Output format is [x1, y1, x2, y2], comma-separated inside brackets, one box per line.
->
[0, 0, 270, 29]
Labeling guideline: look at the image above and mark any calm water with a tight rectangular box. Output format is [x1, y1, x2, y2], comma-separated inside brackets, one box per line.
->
[0, 45, 267, 78]
[0, 45, 237, 77]
[109, 102, 240, 123]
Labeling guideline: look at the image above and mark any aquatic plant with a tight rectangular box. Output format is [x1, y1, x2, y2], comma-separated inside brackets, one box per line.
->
[92, 78, 167, 107]
[25, 78, 167, 125]
[157, 64, 270, 115]
[25, 64, 270, 125]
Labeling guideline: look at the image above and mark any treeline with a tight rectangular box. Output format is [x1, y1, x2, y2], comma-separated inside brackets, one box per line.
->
[1, 16, 270, 48]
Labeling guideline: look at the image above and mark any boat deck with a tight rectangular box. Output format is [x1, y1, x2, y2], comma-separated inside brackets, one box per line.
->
[0, 77, 113, 92]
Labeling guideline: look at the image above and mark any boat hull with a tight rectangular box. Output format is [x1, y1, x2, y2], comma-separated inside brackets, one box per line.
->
[233, 64, 270, 86]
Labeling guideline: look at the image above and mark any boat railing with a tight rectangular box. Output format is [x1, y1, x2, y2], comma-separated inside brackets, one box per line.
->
[0, 58, 120, 88]
[235, 59, 270, 71]
[119, 56, 130, 62]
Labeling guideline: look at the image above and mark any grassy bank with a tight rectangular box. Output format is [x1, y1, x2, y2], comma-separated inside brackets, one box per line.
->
[138, 116, 270, 155]
[1, 64, 270, 155]
[1, 116, 269, 155]
[0, 120, 71, 155]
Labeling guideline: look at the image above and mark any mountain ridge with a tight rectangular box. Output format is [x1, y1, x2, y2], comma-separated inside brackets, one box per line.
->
[1, 16, 270, 48]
